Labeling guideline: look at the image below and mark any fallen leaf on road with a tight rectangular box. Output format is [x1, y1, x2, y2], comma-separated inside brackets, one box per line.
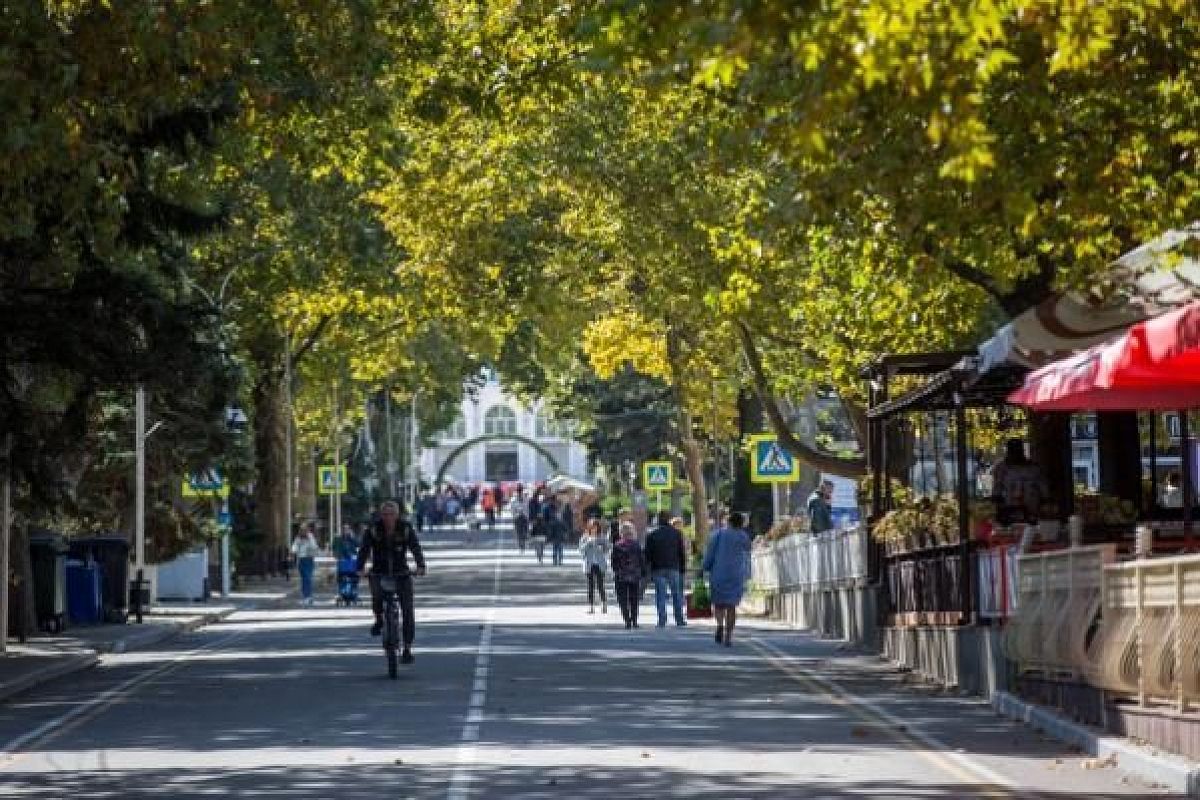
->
[1081, 754, 1117, 770]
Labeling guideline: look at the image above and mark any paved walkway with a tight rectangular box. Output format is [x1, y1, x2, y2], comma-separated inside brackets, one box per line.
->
[0, 526, 1183, 798]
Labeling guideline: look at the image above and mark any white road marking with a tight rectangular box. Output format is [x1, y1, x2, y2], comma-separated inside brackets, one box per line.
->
[0, 631, 243, 762]
[447, 530, 504, 800]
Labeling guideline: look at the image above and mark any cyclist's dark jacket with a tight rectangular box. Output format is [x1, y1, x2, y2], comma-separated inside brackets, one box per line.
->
[356, 519, 425, 577]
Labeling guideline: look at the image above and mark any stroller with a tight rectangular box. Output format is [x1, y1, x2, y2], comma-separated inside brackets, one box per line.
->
[335, 556, 361, 606]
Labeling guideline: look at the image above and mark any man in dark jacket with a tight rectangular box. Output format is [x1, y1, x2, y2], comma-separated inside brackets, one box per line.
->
[644, 511, 688, 627]
[357, 500, 426, 663]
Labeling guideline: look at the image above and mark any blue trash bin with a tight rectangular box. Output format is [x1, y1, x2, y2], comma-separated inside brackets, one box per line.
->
[66, 559, 103, 625]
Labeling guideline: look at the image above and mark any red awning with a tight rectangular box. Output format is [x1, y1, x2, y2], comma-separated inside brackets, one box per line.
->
[1008, 301, 1200, 410]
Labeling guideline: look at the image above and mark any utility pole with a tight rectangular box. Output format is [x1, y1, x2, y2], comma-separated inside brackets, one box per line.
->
[384, 384, 394, 498]
[283, 333, 294, 550]
[0, 433, 12, 655]
[331, 382, 341, 543]
[409, 391, 419, 506]
[133, 386, 148, 622]
[711, 380, 721, 516]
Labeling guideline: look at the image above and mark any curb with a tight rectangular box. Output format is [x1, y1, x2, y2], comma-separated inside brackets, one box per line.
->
[0, 652, 100, 706]
[992, 690, 1200, 797]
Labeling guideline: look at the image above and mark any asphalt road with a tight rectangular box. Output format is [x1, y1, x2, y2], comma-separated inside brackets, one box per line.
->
[0, 525, 1181, 799]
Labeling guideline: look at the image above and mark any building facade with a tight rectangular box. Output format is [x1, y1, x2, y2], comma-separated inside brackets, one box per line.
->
[418, 374, 590, 485]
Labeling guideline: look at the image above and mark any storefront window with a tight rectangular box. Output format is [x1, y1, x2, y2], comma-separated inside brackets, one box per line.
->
[1139, 411, 1186, 512]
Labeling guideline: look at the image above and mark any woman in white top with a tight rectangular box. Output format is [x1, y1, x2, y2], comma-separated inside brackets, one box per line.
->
[579, 518, 610, 614]
[291, 524, 321, 606]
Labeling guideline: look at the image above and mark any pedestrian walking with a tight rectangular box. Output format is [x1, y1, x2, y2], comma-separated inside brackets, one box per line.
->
[546, 498, 566, 565]
[530, 514, 547, 563]
[512, 504, 530, 553]
[482, 488, 497, 529]
[579, 518, 609, 614]
[611, 521, 647, 629]
[703, 511, 752, 647]
[291, 523, 320, 606]
[644, 510, 688, 628]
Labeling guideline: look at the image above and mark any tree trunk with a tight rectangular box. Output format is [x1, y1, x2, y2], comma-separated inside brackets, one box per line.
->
[8, 522, 36, 640]
[665, 328, 710, 550]
[736, 321, 867, 477]
[297, 446, 317, 523]
[252, 362, 290, 550]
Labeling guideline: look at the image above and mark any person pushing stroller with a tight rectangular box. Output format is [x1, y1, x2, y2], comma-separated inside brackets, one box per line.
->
[333, 522, 361, 606]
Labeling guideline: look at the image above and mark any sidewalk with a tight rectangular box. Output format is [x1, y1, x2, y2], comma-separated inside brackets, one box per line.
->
[744, 617, 1200, 797]
[0, 578, 294, 706]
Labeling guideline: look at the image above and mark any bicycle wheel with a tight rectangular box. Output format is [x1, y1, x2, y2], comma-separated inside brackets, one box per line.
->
[384, 599, 401, 679]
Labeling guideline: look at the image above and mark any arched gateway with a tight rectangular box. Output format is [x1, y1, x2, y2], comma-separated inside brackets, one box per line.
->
[434, 433, 562, 487]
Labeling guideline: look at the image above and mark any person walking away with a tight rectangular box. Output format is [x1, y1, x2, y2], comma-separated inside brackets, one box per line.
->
[611, 522, 646, 629]
[561, 500, 575, 542]
[291, 524, 320, 606]
[703, 511, 752, 646]
[530, 513, 548, 563]
[357, 500, 426, 664]
[548, 504, 567, 566]
[482, 489, 497, 529]
[807, 480, 835, 534]
[644, 511, 688, 627]
[513, 505, 530, 553]
[579, 518, 609, 614]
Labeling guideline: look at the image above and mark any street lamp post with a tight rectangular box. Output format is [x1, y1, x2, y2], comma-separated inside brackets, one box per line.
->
[133, 387, 163, 622]
[409, 391, 420, 506]
[0, 433, 12, 655]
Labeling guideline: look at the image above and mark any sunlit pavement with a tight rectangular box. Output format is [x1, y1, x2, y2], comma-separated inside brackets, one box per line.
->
[0, 525, 1179, 799]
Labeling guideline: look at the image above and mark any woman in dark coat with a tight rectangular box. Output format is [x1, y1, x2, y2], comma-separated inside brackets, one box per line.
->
[610, 522, 647, 629]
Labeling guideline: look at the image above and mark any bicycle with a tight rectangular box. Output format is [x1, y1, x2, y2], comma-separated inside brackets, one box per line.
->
[376, 574, 403, 678]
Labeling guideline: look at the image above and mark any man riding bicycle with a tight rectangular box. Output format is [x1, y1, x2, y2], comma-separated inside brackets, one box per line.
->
[357, 500, 426, 664]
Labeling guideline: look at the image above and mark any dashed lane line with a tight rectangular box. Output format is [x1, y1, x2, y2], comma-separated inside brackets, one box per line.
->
[447, 530, 504, 800]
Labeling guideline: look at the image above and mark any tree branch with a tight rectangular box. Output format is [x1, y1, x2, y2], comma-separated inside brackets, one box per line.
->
[736, 320, 866, 477]
[290, 315, 333, 367]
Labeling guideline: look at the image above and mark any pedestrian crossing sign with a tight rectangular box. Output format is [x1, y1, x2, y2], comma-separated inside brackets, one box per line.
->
[318, 465, 348, 495]
[642, 461, 674, 490]
[182, 469, 229, 499]
[749, 434, 800, 483]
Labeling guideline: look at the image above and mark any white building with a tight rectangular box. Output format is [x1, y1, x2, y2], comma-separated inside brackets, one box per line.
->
[418, 373, 590, 485]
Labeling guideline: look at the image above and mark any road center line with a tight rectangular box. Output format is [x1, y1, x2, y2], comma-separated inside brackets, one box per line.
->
[447, 530, 504, 800]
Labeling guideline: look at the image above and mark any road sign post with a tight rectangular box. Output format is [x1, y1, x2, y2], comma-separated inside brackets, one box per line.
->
[748, 435, 800, 523]
[642, 461, 673, 512]
[318, 465, 348, 495]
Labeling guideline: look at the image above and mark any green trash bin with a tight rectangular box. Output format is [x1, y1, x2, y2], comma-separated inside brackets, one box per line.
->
[30, 533, 68, 633]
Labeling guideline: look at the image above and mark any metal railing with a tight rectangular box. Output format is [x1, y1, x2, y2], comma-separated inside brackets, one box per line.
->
[1004, 544, 1114, 675]
[751, 527, 869, 593]
[1089, 554, 1200, 711]
[883, 544, 971, 625]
